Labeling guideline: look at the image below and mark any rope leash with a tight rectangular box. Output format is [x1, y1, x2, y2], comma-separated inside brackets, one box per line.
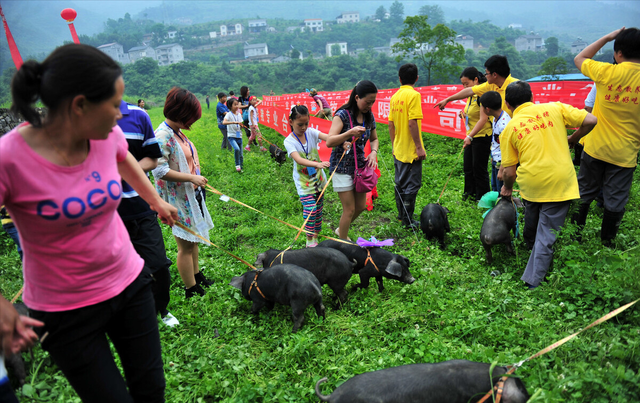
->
[476, 297, 640, 403]
[377, 156, 420, 242]
[10, 287, 23, 303]
[436, 146, 464, 204]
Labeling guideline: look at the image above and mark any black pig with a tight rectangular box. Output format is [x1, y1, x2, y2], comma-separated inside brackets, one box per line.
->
[229, 264, 325, 332]
[254, 248, 356, 305]
[315, 360, 530, 403]
[269, 144, 286, 164]
[480, 196, 523, 263]
[420, 203, 450, 248]
[316, 240, 415, 292]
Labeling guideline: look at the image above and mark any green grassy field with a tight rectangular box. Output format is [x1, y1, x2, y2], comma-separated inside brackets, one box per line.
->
[1, 104, 639, 402]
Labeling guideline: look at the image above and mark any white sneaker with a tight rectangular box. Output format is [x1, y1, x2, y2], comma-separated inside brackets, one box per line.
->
[162, 312, 179, 327]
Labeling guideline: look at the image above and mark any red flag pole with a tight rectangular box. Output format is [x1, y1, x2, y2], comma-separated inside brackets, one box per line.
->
[0, 4, 23, 69]
[61, 8, 80, 44]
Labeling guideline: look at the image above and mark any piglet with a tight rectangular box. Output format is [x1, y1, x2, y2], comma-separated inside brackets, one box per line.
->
[419, 203, 450, 248]
[315, 360, 529, 403]
[269, 144, 286, 164]
[230, 264, 325, 332]
[480, 196, 523, 263]
[316, 240, 415, 292]
[254, 248, 356, 305]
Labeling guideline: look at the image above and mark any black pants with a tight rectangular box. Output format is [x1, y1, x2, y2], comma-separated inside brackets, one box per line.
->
[123, 214, 172, 316]
[463, 135, 491, 200]
[0, 379, 18, 403]
[29, 268, 165, 403]
[393, 156, 423, 195]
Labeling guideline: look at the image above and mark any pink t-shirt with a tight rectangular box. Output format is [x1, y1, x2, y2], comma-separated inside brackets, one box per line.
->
[0, 124, 144, 312]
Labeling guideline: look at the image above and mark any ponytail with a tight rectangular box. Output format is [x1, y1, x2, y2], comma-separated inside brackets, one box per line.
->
[10, 44, 122, 128]
[460, 67, 486, 85]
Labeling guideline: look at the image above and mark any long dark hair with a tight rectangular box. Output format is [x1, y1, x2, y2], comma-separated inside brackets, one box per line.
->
[240, 86, 249, 99]
[460, 67, 487, 84]
[337, 80, 378, 128]
[11, 44, 122, 127]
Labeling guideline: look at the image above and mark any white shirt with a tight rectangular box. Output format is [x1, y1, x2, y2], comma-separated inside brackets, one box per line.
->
[491, 111, 511, 162]
[584, 85, 597, 108]
[249, 106, 259, 126]
[224, 111, 243, 138]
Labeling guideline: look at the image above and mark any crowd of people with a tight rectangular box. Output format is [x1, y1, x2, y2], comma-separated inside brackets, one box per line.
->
[0, 26, 638, 401]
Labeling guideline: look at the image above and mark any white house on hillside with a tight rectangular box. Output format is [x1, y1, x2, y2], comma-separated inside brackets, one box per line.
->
[98, 43, 130, 65]
[248, 19, 268, 33]
[336, 11, 359, 23]
[515, 34, 544, 52]
[128, 45, 156, 63]
[221, 23, 243, 36]
[455, 35, 474, 51]
[571, 38, 588, 54]
[304, 19, 323, 32]
[155, 43, 184, 66]
[326, 42, 347, 57]
[244, 43, 269, 58]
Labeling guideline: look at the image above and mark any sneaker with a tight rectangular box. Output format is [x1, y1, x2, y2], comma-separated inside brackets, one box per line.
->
[194, 271, 214, 287]
[185, 284, 206, 298]
[244, 146, 251, 151]
[260, 147, 267, 152]
[236, 165, 242, 172]
[161, 312, 180, 327]
[306, 238, 318, 248]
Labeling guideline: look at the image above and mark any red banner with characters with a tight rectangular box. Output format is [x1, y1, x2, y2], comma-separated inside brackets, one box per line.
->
[259, 81, 594, 144]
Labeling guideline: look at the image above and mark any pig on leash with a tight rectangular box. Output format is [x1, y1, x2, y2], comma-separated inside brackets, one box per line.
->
[254, 248, 356, 305]
[230, 264, 325, 333]
[268, 144, 286, 164]
[419, 203, 450, 249]
[480, 196, 524, 264]
[315, 360, 530, 403]
[316, 240, 415, 292]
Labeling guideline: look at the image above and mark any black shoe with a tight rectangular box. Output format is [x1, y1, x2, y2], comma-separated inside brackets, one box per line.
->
[185, 284, 206, 298]
[194, 271, 214, 287]
[601, 209, 624, 246]
[401, 193, 419, 229]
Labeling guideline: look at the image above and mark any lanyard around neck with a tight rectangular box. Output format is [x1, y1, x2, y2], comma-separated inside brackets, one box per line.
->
[292, 131, 308, 156]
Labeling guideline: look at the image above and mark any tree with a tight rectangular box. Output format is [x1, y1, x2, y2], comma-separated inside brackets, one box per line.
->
[418, 5, 445, 25]
[330, 44, 342, 57]
[390, 1, 405, 23]
[375, 6, 387, 21]
[392, 16, 465, 85]
[546, 36, 559, 57]
[538, 56, 568, 79]
[290, 49, 300, 59]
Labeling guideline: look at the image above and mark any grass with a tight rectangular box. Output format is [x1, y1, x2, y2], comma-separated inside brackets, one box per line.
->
[1, 105, 639, 402]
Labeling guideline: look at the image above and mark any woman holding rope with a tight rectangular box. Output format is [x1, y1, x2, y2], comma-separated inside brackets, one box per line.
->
[326, 80, 379, 240]
[0, 43, 178, 402]
[153, 87, 215, 298]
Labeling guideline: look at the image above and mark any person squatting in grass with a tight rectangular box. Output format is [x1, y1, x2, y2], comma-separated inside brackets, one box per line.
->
[458, 67, 493, 202]
[153, 87, 215, 299]
[246, 96, 267, 152]
[223, 98, 245, 172]
[283, 105, 331, 248]
[309, 88, 333, 120]
[116, 99, 179, 327]
[571, 27, 640, 246]
[1, 43, 179, 402]
[216, 92, 232, 151]
[500, 81, 597, 289]
[389, 63, 425, 229]
[478, 91, 511, 194]
[326, 80, 379, 240]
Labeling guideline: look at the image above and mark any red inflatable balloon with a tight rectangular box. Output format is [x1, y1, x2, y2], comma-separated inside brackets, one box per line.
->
[61, 8, 77, 22]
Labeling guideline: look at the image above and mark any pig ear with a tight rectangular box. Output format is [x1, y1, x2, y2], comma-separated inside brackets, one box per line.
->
[513, 197, 525, 208]
[385, 260, 403, 277]
[442, 206, 450, 214]
[229, 275, 244, 290]
[255, 252, 267, 267]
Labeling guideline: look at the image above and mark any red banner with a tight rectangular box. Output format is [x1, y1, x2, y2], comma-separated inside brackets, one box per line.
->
[0, 5, 23, 70]
[259, 81, 593, 158]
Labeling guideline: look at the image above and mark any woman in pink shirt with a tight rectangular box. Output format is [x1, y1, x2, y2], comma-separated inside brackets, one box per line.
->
[0, 44, 177, 402]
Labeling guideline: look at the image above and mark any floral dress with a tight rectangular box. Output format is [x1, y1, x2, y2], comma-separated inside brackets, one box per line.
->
[152, 123, 214, 243]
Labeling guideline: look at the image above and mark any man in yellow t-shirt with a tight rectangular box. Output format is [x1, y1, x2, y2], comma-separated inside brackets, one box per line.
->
[572, 27, 640, 245]
[389, 63, 425, 228]
[500, 81, 597, 289]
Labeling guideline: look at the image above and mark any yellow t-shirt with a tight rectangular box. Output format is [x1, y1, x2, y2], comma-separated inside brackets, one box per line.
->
[501, 102, 587, 203]
[580, 59, 640, 168]
[465, 94, 492, 138]
[472, 75, 519, 117]
[389, 85, 424, 163]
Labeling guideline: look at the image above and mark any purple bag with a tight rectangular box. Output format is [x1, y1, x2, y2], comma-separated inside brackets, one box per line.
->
[346, 111, 378, 193]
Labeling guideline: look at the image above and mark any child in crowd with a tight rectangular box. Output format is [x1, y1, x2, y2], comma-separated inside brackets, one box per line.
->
[284, 105, 330, 247]
[216, 92, 232, 151]
[223, 98, 244, 172]
[246, 96, 267, 152]
[479, 91, 511, 192]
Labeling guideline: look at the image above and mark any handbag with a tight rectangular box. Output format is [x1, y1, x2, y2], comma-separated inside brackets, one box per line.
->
[346, 111, 378, 193]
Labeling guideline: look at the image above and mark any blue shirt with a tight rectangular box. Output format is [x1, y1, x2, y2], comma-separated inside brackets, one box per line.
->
[116, 101, 162, 220]
[216, 102, 229, 130]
